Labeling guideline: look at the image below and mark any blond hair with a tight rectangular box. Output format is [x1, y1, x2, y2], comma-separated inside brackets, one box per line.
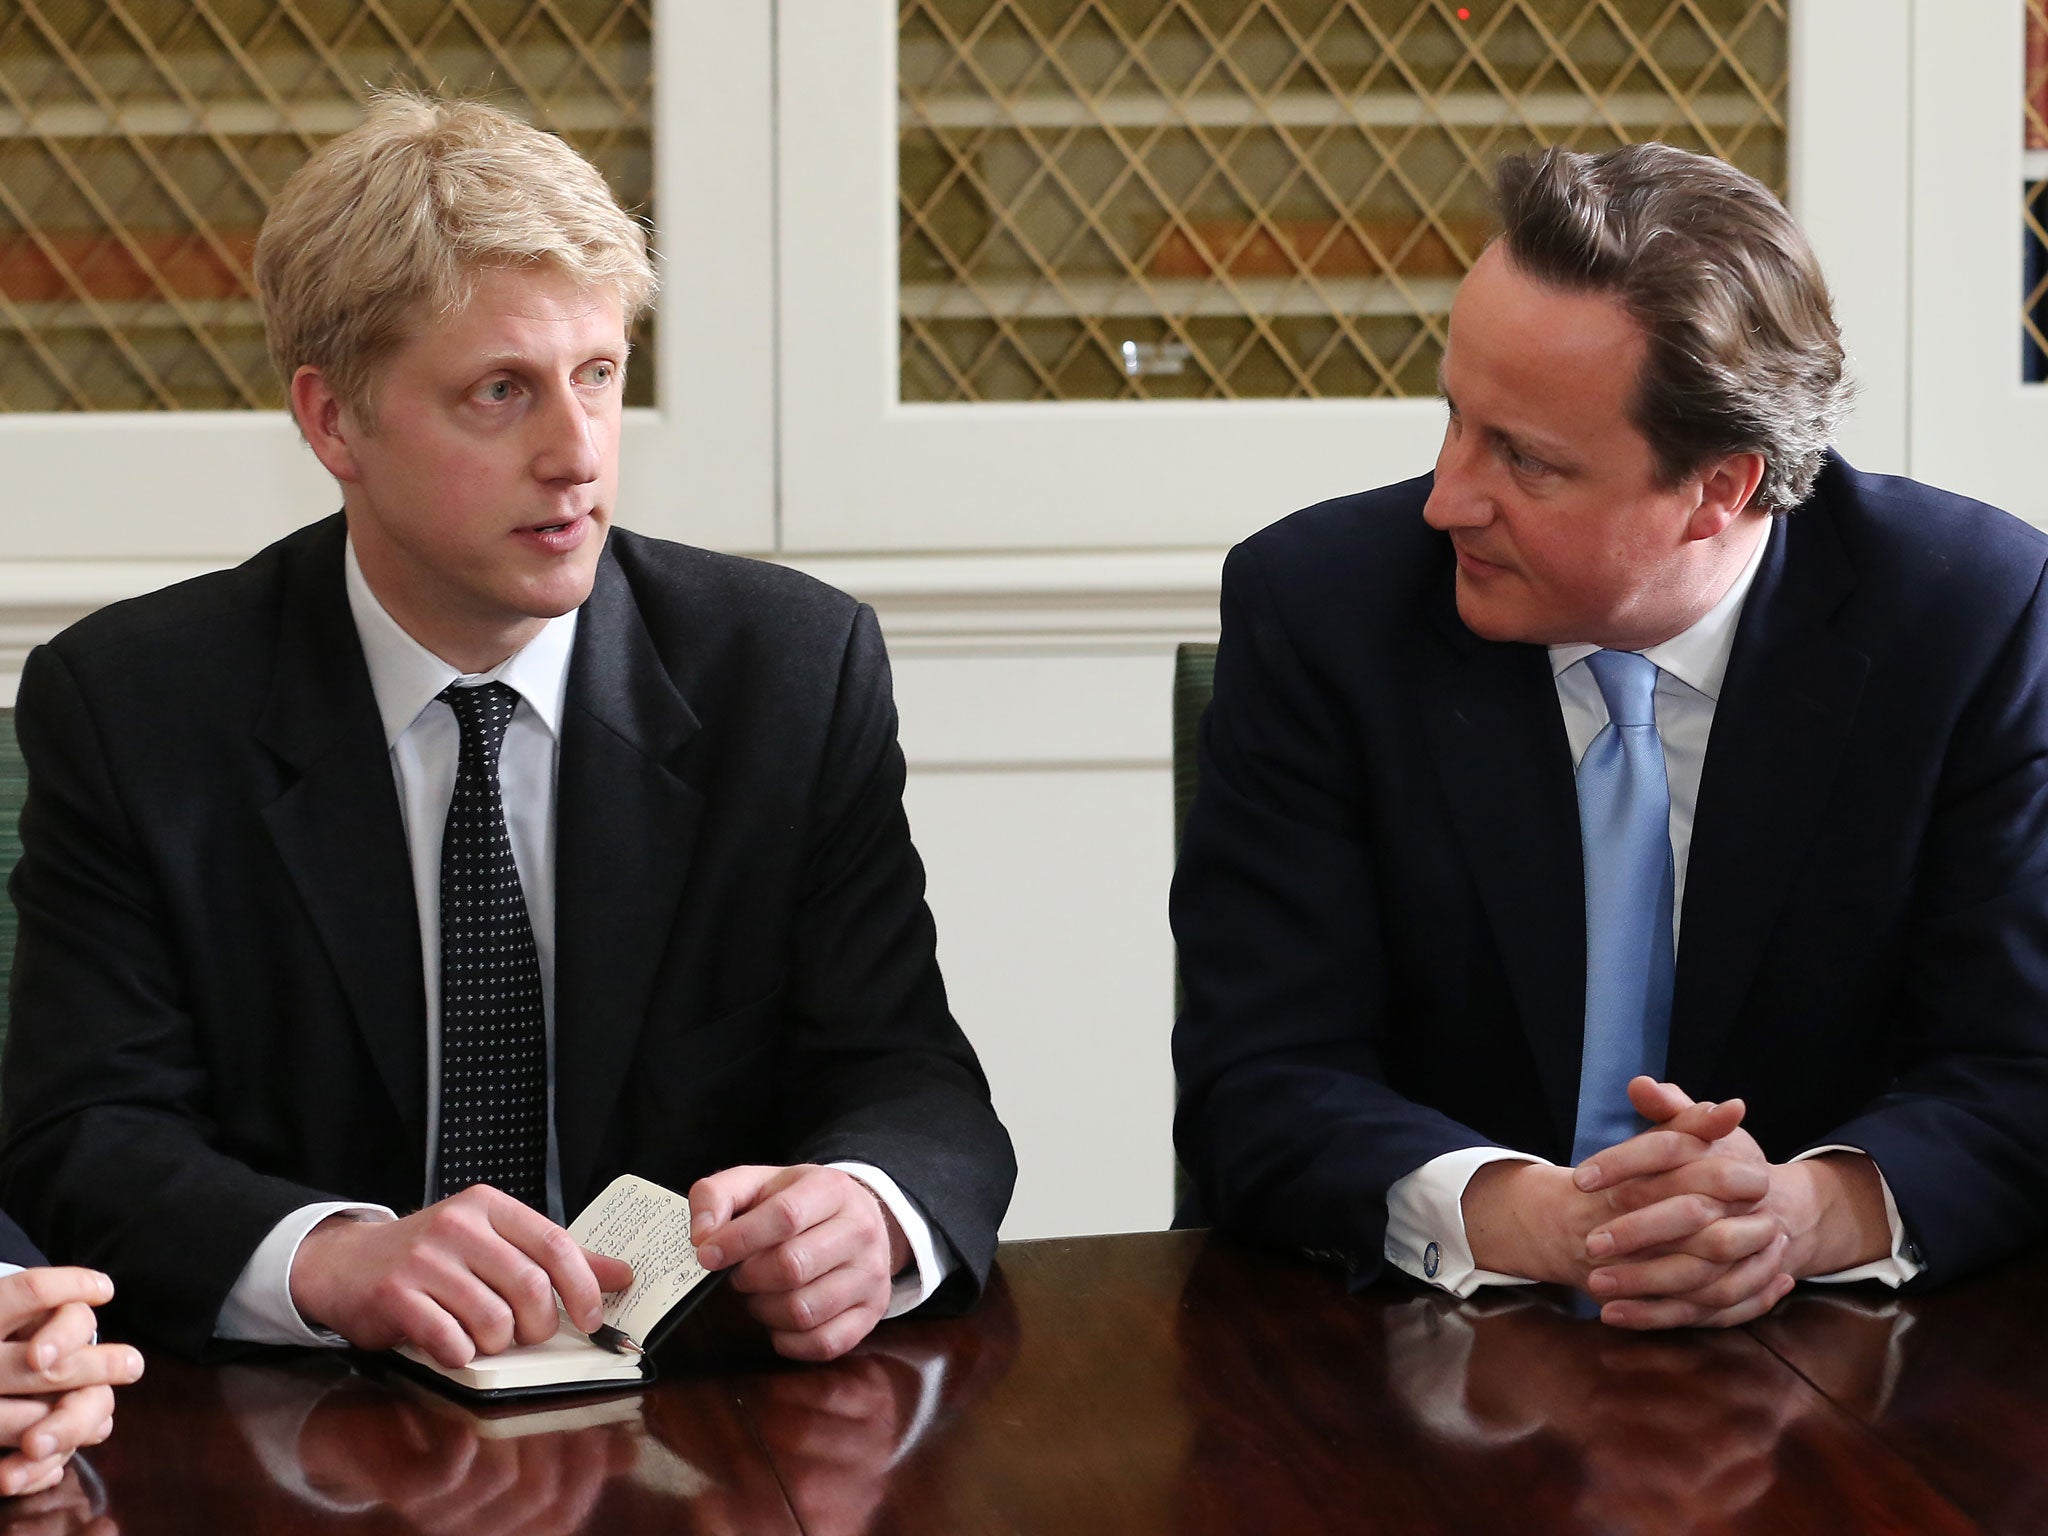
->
[255, 90, 657, 424]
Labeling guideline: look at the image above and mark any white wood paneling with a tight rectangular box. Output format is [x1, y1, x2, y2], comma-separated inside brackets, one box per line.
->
[886, 638, 1201, 1236]
[1909, 0, 2048, 523]
[1791, 0, 1912, 476]
[906, 761, 1180, 1240]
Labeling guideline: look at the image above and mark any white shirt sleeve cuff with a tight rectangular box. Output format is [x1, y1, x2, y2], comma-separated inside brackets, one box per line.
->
[1386, 1147, 1551, 1297]
[214, 1202, 398, 1346]
[829, 1161, 955, 1317]
[1790, 1145, 1925, 1287]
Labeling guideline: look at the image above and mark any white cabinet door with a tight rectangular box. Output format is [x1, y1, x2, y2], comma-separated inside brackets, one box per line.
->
[0, 0, 775, 565]
[1909, 0, 2048, 525]
[780, 0, 1910, 553]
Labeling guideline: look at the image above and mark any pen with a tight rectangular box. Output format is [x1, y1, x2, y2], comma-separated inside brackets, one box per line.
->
[590, 1323, 643, 1357]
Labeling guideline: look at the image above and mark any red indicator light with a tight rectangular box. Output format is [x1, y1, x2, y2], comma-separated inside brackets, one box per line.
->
[1457, 6, 1471, 17]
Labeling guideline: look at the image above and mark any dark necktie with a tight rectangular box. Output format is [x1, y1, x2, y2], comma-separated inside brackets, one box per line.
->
[436, 681, 549, 1209]
[1570, 650, 1675, 1165]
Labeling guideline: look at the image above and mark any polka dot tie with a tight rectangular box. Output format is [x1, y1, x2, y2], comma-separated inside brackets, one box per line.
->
[435, 681, 548, 1211]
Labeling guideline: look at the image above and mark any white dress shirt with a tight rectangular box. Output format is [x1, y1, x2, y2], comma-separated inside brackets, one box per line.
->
[215, 538, 952, 1343]
[1385, 520, 1923, 1296]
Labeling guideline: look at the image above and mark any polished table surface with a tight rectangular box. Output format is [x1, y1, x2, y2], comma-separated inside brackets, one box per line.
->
[14, 1230, 2048, 1534]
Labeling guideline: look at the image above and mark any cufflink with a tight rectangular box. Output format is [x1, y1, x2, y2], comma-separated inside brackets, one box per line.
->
[1424, 1241, 1441, 1280]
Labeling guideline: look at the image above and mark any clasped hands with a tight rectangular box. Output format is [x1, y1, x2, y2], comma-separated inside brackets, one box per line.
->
[0, 1267, 143, 1498]
[1461, 1077, 1890, 1329]
[291, 1164, 909, 1368]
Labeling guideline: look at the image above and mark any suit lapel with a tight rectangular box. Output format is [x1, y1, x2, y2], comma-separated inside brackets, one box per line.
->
[254, 516, 428, 1165]
[1667, 508, 1868, 1087]
[552, 552, 704, 1209]
[1418, 583, 1588, 1153]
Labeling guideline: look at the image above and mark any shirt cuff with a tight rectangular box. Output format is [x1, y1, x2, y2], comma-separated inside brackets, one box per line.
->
[0, 1264, 20, 1281]
[1790, 1145, 1925, 1287]
[828, 1161, 955, 1317]
[214, 1202, 398, 1346]
[1385, 1147, 1551, 1297]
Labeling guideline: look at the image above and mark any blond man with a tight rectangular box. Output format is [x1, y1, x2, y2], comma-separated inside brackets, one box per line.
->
[0, 93, 1014, 1366]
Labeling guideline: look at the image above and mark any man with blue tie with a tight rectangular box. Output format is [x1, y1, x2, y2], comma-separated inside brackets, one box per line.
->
[1172, 142, 2048, 1327]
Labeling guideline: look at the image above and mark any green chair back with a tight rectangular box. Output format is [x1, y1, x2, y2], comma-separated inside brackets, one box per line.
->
[1172, 643, 1219, 1022]
[1173, 643, 1218, 861]
[1171, 645, 1217, 1223]
[0, 709, 19, 1056]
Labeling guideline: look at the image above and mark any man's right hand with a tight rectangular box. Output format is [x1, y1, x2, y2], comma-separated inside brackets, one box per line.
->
[288, 1186, 633, 1368]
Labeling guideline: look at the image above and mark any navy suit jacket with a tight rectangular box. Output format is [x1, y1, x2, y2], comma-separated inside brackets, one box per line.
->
[0, 1212, 42, 1271]
[1172, 454, 2048, 1289]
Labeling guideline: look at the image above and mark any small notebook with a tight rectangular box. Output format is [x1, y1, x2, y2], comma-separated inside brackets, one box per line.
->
[393, 1174, 721, 1400]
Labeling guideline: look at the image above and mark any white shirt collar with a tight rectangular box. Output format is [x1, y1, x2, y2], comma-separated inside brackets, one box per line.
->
[343, 535, 579, 748]
[1548, 515, 1775, 700]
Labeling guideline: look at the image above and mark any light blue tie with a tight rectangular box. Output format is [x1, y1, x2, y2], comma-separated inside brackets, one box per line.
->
[1571, 650, 1675, 1165]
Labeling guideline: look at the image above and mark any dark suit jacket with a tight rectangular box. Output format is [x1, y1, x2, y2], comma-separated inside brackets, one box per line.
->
[1172, 454, 2048, 1290]
[0, 1212, 43, 1271]
[0, 515, 1015, 1356]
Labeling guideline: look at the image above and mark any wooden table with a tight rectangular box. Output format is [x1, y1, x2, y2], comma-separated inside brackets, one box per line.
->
[15, 1230, 2048, 1534]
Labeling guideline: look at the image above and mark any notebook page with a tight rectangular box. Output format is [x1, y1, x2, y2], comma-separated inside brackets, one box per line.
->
[570, 1174, 712, 1345]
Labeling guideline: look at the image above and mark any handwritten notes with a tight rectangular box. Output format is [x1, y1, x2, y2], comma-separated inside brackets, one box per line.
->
[570, 1175, 712, 1346]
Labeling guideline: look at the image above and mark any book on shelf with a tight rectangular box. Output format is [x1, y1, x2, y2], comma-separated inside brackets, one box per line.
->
[389, 1173, 722, 1401]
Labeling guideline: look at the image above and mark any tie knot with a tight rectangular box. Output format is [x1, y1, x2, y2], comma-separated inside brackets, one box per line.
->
[1585, 650, 1659, 728]
[440, 681, 519, 763]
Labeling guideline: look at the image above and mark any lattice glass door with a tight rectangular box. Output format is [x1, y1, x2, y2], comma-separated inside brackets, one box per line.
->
[898, 0, 1787, 406]
[0, 0, 653, 415]
[781, 0, 1904, 551]
[0, 2, 775, 561]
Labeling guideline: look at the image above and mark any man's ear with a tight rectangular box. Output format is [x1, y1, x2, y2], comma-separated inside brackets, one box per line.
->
[1684, 452, 1768, 543]
[289, 365, 363, 484]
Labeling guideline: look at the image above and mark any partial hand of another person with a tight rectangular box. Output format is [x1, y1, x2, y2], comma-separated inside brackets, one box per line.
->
[0, 1468, 117, 1536]
[691, 1165, 909, 1362]
[1577, 1078, 1891, 1329]
[288, 1186, 633, 1368]
[0, 1268, 143, 1498]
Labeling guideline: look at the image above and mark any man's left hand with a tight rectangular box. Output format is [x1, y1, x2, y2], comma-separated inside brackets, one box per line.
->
[690, 1165, 909, 1362]
[1576, 1078, 1890, 1328]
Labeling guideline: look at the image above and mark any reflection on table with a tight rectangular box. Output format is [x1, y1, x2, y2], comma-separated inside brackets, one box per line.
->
[47, 1231, 2048, 1535]
[0, 1459, 110, 1536]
